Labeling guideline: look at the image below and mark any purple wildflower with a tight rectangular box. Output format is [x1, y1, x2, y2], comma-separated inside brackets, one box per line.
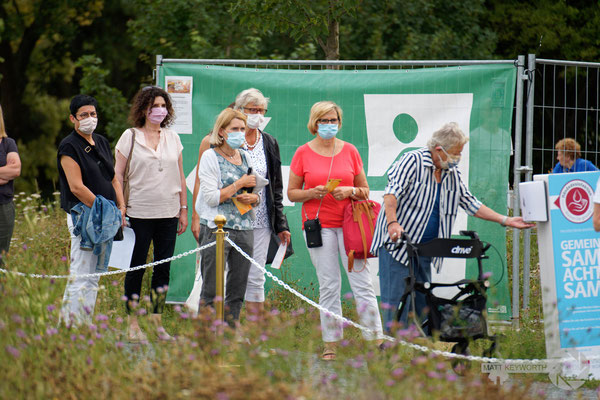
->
[46, 304, 56, 312]
[5, 345, 20, 358]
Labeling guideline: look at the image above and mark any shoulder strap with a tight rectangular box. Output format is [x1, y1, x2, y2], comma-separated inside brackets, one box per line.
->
[123, 129, 136, 179]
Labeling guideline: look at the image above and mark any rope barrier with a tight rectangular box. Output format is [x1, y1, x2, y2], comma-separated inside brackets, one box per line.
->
[1, 235, 595, 365]
[224, 236, 598, 365]
[0, 241, 216, 279]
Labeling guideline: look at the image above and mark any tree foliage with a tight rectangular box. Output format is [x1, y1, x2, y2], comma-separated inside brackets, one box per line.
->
[0, 0, 599, 195]
[231, 0, 361, 60]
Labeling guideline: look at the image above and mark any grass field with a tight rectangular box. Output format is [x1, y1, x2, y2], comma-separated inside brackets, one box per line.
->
[0, 193, 597, 399]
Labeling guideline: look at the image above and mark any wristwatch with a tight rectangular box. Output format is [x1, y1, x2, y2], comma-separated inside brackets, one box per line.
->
[352, 187, 356, 197]
[181, 205, 188, 210]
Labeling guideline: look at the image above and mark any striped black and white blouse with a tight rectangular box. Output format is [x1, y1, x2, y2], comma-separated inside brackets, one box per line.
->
[370, 148, 482, 271]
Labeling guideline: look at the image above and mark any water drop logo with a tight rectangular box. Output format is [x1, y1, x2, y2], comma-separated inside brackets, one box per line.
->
[554, 180, 594, 223]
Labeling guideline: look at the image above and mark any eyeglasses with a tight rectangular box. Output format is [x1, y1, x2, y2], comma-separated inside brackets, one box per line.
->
[243, 107, 267, 115]
[77, 111, 97, 120]
[318, 118, 339, 124]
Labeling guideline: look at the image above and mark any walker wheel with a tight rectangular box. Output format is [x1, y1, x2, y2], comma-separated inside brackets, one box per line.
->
[451, 342, 471, 375]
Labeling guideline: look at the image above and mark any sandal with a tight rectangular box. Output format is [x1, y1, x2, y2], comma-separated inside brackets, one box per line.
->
[128, 327, 148, 343]
[322, 347, 337, 361]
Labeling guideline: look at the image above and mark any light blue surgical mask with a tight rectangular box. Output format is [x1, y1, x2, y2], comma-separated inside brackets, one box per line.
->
[439, 147, 461, 169]
[317, 124, 338, 139]
[225, 131, 245, 149]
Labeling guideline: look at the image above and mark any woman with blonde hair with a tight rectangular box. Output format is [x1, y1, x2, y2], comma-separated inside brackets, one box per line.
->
[288, 101, 383, 360]
[553, 138, 598, 173]
[0, 105, 21, 263]
[195, 108, 258, 325]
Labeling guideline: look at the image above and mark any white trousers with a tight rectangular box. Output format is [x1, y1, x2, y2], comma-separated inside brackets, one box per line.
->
[244, 227, 271, 302]
[60, 215, 101, 326]
[306, 227, 383, 342]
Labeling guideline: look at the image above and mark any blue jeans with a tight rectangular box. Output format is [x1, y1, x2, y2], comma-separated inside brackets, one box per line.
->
[378, 246, 431, 331]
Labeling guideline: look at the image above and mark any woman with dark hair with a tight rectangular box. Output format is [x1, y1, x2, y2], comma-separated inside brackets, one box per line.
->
[114, 86, 188, 342]
[0, 105, 20, 263]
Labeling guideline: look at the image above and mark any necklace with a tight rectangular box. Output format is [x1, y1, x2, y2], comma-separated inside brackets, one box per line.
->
[243, 131, 260, 150]
[220, 148, 237, 161]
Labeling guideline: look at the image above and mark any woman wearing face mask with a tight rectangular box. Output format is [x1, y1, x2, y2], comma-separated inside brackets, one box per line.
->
[195, 108, 258, 326]
[114, 86, 188, 342]
[230, 88, 291, 317]
[370, 122, 535, 331]
[288, 101, 383, 361]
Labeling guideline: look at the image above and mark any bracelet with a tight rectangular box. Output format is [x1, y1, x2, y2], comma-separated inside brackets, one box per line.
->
[233, 182, 238, 191]
[500, 216, 508, 226]
[387, 221, 399, 229]
[352, 187, 356, 197]
[180, 205, 188, 210]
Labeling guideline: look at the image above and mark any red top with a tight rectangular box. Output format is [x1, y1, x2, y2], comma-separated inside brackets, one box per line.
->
[290, 141, 364, 228]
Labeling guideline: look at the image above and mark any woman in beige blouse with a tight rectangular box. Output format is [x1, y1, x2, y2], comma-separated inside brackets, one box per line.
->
[114, 86, 188, 342]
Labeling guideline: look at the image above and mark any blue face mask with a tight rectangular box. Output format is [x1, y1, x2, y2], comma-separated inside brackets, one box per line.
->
[317, 124, 338, 139]
[225, 131, 244, 149]
[439, 147, 461, 169]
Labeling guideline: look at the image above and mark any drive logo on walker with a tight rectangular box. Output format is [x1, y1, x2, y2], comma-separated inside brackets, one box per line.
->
[554, 179, 594, 223]
[451, 245, 473, 255]
[548, 172, 600, 348]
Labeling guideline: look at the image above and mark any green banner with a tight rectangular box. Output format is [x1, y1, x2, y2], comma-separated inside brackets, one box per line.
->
[160, 63, 515, 321]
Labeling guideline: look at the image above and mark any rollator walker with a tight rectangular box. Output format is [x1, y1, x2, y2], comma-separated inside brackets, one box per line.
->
[395, 230, 500, 369]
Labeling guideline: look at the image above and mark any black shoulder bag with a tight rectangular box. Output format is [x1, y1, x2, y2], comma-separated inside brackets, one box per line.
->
[304, 144, 336, 248]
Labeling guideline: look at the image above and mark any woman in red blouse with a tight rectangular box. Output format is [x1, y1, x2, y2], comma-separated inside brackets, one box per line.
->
[288, 101, 383, 360]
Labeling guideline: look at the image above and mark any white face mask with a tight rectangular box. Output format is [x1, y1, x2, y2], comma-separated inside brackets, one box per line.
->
[78, 117, 98, 135]
[245, 113, 265, 129]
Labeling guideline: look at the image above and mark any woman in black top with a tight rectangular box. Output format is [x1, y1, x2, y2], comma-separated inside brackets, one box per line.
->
[0, 105, 21, 263]
[57, 94, 126, 326]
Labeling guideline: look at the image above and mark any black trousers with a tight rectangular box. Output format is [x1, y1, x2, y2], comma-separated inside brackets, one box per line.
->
[124, 217, 178, 314]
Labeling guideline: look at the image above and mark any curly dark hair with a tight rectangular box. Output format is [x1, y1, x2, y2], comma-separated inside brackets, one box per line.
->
[129, 86, 175, 128]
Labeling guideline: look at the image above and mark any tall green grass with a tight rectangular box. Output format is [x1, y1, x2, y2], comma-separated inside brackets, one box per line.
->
[0, 193, 570, 399]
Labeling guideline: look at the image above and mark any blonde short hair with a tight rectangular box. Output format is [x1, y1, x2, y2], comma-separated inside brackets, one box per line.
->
[0, 105, 6, 138]
[209, 108, 247, 146]
[427, 122, 469, 151]
[307, 101, 343, 135]
[555, 138, 581, 160]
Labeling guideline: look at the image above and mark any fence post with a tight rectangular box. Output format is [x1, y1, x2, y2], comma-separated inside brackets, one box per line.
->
[214, 215, 227, 323]
[155, 54, 163, 86]
[512, 55, 526, 328]
[522, 54, 537, 310]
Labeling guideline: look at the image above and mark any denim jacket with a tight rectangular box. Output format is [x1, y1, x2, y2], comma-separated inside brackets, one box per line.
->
[70, 195, 121, 272]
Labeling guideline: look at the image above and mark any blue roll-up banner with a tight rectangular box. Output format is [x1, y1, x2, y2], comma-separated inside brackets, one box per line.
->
[537, 172, 600, 379]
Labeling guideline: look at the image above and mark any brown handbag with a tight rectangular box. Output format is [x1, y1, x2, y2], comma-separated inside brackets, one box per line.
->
[122, 128, 136, 206]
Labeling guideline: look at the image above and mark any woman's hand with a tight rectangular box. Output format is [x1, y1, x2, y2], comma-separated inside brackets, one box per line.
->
[119, 206, 127, 227]
[235, 193, 259, 205]
[387, 221, 404, 242]
[237, 174, 256, 189]
[278, 230, 291, 245]
[177, 209, 188, 235]
[311, 185, 328, 200]
[191, 213, 201, 242]
[505, 216, 536, 229]
[331, 186, 353, 201]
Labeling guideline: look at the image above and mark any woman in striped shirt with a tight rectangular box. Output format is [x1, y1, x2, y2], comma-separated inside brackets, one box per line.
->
[370, 122, 534, 330]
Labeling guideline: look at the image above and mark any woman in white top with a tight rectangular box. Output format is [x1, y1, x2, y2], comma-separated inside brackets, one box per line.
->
[196, 108, 258, 326]
[115, 86, 188, 342]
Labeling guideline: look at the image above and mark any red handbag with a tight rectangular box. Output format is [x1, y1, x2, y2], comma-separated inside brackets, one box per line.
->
[343, 197, 381, 272]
